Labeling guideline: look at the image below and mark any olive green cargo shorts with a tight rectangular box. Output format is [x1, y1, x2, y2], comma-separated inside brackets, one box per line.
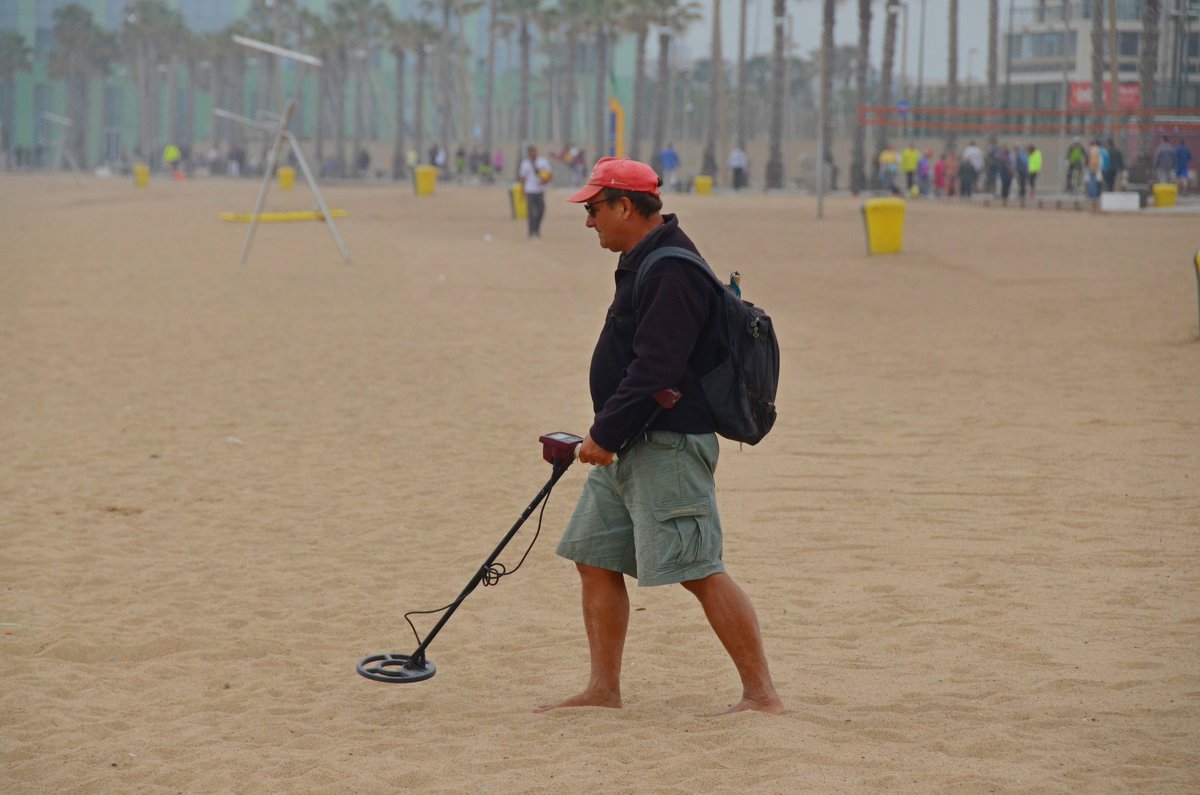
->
[555, 431, 724, 587]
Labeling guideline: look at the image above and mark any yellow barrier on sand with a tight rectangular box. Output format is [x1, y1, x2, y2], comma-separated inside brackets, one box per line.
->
[219, 209, 347, 223]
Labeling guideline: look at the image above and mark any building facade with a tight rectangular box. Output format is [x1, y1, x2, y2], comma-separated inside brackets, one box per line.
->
[1002, 0, 1200, 110]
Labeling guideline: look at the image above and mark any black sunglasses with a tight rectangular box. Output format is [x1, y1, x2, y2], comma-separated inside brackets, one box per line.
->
[583, 196, 618, 218]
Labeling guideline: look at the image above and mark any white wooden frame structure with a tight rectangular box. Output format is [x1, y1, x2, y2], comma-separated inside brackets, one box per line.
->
[228, 35, 351, 265]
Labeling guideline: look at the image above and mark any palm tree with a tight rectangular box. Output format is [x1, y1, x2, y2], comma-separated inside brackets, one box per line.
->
[203, 22, 250, 158]
[381, 8, 416, 178]
[987, 0, 999, 108]
[649, 1, 702, 171]
[499, 0, 541, 154]
[420, 0, 483, 162]
[0, 31, 32, 155]
[49, 4, 116, 169]
[876, 0, 899, 156]
[701, 0, 724, 179]
[332, 0, 386, 178]
[764, 0, 788, 188]
[850, 0, 871, 194]
[946, 0, 958, 152]
[735, 0, 749, 151]
[819, 0, 837, 187]
[1134, 0, 1161, 176]
[571, 0, 624, 164]
[1090, 0, 1105, 113]
[621, 0, 659, 161]
[123, 0, 186, 164]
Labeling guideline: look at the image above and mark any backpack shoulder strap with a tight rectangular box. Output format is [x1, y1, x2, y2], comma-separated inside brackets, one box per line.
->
[632, 246, 725, 312]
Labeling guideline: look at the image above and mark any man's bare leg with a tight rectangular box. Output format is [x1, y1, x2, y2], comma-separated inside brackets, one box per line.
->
[535, 563, 628, 712]
[681, 572, 785, 714]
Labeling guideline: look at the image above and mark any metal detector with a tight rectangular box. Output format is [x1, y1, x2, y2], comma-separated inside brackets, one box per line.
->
[228, 34, 350, 265]
[42, 111, 82, 186]
[357, 388, 681, 684]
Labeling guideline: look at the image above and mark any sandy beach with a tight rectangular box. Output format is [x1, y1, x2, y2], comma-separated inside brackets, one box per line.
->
[1, 173, 1198, 793]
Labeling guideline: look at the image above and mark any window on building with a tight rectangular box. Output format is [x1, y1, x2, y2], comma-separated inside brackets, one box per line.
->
[1118, 32, 1139, 57]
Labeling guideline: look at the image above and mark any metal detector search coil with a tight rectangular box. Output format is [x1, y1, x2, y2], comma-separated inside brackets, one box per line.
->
[357, 390, 679, 685]
[356, 432, 584, 684]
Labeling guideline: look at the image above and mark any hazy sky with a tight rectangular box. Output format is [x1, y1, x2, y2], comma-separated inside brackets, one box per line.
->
[683, 0, 990, 87]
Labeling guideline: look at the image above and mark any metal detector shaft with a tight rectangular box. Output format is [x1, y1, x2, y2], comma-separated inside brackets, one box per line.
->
[403, 457, 575, 665]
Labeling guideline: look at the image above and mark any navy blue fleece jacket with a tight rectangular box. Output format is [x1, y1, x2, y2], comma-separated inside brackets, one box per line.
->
[587, 214, 723, 451]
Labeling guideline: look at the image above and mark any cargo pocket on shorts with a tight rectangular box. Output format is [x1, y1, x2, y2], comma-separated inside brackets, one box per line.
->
[652, 496, 713, 569]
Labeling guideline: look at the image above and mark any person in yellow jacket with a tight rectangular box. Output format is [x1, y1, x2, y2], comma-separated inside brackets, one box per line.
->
[1026, 144, 1042, 200]
[900, 144, 921, 193]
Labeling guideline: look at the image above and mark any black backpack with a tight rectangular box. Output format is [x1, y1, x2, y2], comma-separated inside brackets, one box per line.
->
[633, 246, 780, 445]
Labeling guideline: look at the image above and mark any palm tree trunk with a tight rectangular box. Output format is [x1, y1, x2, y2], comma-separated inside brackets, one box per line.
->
[593, 28, 608, 162]
[851, 0, 872, 194]
[765, 0, 786, 188]
[650, 31, 671, 170]
[877, 1, 898, 155]
[1091, 0, 1105, 120]
[1134, 0, 1161, 174]
[946, 0, 958, 152]
[736, 0, 748, 149]
[701, 0, 723, 179]
[414, 46, 427, 166]
[631, 28, 648, 161]
[393, 49, 407, 179]
[987, 0, 999, 108]
[518, 17, 531, 149]
[184, 68, 196, 151]
[438, 3, 452, 155]
[820, 0, 836, 182]
[167, 55, 179, 146]
[483, 0, 496, 164]
[560, 33, 578, 154]
[335, 54, 347, 176]
[314, 66, 325, 169]
[353, 57, 365, 177]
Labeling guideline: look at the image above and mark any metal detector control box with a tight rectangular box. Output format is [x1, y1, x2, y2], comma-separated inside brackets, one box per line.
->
[539, 432, 584, 465]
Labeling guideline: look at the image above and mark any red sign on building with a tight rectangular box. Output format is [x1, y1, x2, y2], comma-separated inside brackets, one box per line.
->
[1068, 82, 1143, 111]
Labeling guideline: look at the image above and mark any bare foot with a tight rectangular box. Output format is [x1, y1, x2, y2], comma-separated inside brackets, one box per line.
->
[533, 690, 622, 713]
[725, 695, 785, 715]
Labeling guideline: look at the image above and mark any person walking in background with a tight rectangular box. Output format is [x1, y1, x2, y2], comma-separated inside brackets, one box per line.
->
[1015, 144, 1029, 201]
[933, 152, 948, 198]
[1103, 138, 1122, 192]
[900, 143, 920, 194]
[997, 146, 1015, 206]
[878, 143, 899, 194]
[1086, 139, 1104, 199]
[960, 141, 984, 199]
[728, 146, 749, 190]
[1066, 137, 1086, 193]
[518, 145, 553, 238]
[1027, 144, 1042, 201]
[1175, 140, 1193, 194]
[917, 149, 933, 197]
[1153, 136, 1176, 186]
[659, 143, 680, 192]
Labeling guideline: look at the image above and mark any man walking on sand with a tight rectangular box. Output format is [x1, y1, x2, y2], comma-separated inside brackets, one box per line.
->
[535, 158, 784, 716]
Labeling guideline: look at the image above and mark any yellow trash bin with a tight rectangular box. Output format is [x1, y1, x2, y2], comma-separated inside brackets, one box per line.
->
[862, 197, 906, 255]
[694, 175, 713, 195]
[415, 165, 438, 196]
[133, 163, 149, 187]
[1152, 183, 1178, 208]
[278, 166, 295, 191]
[509, 183, 528, 220]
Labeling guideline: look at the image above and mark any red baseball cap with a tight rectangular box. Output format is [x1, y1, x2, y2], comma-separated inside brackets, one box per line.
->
[567, 157, 661, 203]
